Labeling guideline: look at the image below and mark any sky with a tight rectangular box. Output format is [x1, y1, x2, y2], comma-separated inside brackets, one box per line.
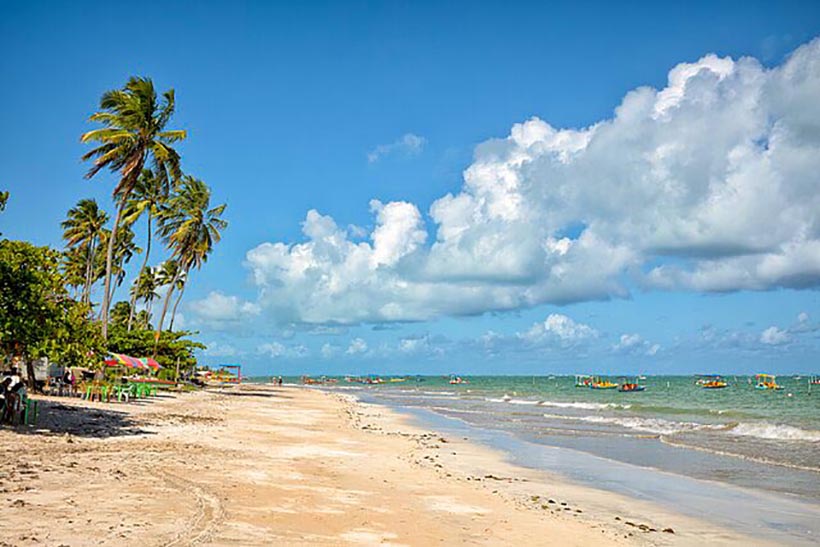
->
[1, 1, 819, 376]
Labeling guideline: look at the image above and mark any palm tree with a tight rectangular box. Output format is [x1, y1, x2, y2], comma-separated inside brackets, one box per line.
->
[129, 268, 159, 328]
[61, 199, 108, 304]
[130, 266, 159, 325]
[108, 223, 141, 305]
[123, 169, 168, 330]
[62, 247, 88, 300]
[155, 177, 227, 348]
[168, 269, 188, 331]
[80, 76, 185, 339]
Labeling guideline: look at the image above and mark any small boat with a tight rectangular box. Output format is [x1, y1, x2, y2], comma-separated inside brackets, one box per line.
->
[449, 375, 469, 385]
[589, 376, 618, 390]
[754, 373, 783, 390]
[617, 377, 646, 392]
[697, 374, 728, 389]
[574, 374, 593, 388]
[810, 376, 820, 386]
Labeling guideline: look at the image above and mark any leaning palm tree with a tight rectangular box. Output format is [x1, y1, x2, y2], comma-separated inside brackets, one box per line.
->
[123, 169, 168, 330]
[61, 198, 108, 303]
[168, 269, 188, 331]
[155, 177, 227, 348]
[80, 76, 185, 339]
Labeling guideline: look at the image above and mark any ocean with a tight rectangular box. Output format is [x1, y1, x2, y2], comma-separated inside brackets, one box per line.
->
[259, 374, 820, 542]
[304, 375, 819, 498]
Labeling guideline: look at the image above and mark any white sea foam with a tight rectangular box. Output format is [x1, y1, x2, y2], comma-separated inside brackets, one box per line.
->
[728, 423, 820, 442]
[487, 397, 631, 410]
[538, 400, 632, 411]
[541, 413, 725, 435]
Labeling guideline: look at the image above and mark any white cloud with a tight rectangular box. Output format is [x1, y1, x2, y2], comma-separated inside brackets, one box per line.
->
[346, 337, 368, 355]
[257, 342, 309, 358]
[760, 326, 791, 345]
[228, 39, 820, 326]
[320, 343, 340, 359]
[519, 314, 597, 346]
[798, 311, 809, 323]
[202, 341, 242, 357]
[367, 133, 426, 163]
[614, 334, 661, 356]
[188, 291, 261, 324]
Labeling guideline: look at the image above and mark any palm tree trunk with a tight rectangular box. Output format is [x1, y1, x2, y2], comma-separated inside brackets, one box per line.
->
[83, 244, 92, 304]
[101, 198, 127, 340]
[83, 236, 97, 304]
[169, 278, 186, 331]
[153, 271, 179, 357]
[127, 213, 152, 331]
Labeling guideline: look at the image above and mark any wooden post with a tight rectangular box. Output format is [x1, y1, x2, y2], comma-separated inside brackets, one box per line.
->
[175, 357, 180, 382]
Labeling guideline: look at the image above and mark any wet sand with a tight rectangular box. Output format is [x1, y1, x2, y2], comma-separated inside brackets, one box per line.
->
[0, 385, 761, 545]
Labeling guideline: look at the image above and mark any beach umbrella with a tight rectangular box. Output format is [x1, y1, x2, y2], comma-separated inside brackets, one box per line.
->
[139, 357, 162, 370]
[104, 353, 146, 369]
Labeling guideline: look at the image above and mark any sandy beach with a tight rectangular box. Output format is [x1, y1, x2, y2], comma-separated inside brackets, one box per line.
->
[0, 385, 764, 546]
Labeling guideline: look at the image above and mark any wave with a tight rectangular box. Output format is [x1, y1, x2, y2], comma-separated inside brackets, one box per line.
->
[541, 413, 728, 435]
[430, 406, 486, 415]
[728, 422, 820, 442]
[539, 400, 632, 410]
[487, 396, 631, 410]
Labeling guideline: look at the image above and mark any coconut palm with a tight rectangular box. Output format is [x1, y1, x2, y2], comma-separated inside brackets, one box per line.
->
[62, 247, 88, 300]
[155, 177, 227, 346]
[80, 76, 185, 339]
[61, 199, 108, 303]
[130, 266, 159, 326]
[123, 169, 168, 330]
[109, 224, 141, 305]
[168, 269, 188, 331]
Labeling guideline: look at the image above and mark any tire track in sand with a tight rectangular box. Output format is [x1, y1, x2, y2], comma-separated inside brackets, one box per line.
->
[162, 471, 224, 546]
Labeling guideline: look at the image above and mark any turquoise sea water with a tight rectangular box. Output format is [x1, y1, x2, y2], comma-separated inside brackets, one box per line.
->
[268, 375, 819, 498]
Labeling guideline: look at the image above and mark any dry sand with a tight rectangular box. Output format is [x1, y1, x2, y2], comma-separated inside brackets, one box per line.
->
[0, 385, 762, 546]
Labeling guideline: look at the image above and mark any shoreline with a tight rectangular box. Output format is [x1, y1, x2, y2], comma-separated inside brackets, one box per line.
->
[0, 385, 773, 545]
[368, 398, 820, 545]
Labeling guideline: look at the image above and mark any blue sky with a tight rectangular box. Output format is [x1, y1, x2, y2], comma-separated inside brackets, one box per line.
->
[1, 1, 819, 375]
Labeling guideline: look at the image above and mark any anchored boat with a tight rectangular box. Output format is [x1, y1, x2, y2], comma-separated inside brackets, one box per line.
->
[697, 374, 728, 389]
[589, 376, 618, 390]
[617, 377, 646, 392]
[754, 373, 783, 390]
[574, 374, 593, 388]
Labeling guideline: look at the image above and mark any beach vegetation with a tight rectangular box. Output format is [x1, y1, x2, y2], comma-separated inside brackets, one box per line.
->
[155, 176, 227, 349]
[80, 76, 186, 340]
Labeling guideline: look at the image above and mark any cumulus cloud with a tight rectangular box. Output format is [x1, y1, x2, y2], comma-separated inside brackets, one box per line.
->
[346, 338, 368, 355]
[188, 291, 261, 325]
[202, 341, 242, 357]
[257, 342, 309, 358]
[231, 39, 820, 326]
[368, 133, 426, 163]
[760, 326, 791, 345]
[519, 314, 597, 346]
[613, 334, 661, 356]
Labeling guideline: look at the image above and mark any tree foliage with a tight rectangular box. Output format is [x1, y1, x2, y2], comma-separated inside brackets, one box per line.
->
[81, 76, 186, 339]
[0, 240, 101, 386]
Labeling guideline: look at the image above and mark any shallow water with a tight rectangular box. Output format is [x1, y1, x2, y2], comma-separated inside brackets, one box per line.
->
[296, 375, 820, 501]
